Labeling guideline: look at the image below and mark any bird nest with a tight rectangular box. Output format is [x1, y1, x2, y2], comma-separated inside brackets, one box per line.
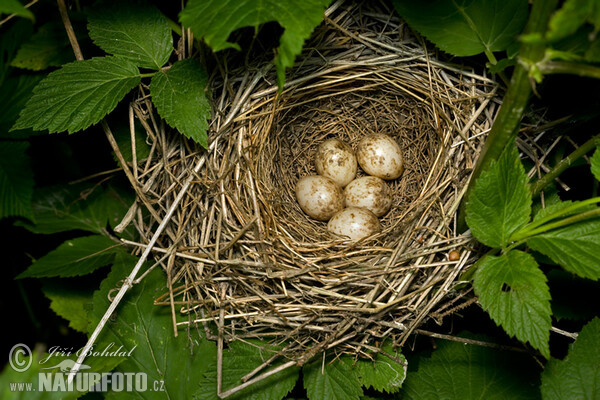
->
[119, 0, 500, 394]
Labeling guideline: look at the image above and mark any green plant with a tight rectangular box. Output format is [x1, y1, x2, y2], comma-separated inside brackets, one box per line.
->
[2, 0, 600, 399]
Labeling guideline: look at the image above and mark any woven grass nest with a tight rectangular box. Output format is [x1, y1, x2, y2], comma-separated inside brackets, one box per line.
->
[124, 0, 500, 391]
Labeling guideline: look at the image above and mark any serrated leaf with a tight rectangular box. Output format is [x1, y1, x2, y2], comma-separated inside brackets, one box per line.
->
[546, 0, 600, 42]
[354, 343, 406, 393]
[42, 280, 93, 333]
[473, 250, 551, 358]
[0, 74, 44, 138]
[527, 219, 600, 280]
[0, 141, 33, 220]
[592, 147, 600, 181]
[541, 318, 600, 400]
[11, 21, 74, 71]
[18, 235, 122, 278]
[150, 59, 210, 147]
[303, 356, 363, 400]
[87, 5, 172, 70]
[16, 183, 133, 235]
[0, 0, 34, 21]
[179, 0, 331, 87]
[466, 143, 532, 248]
[91, 252, 216, 400]
[400, 334, 541, 399]
[194, 340, 299, 400]
[392, 0, 528, 57]
[12, 56, 140, 134]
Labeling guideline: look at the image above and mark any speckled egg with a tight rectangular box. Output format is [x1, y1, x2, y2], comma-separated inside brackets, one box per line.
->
[344, 176, 392, 217]
[356, 134, 404, 180]
[314, 138, 357, 187]
[327, 207, 381, 240]
[295, 175, 344, 221]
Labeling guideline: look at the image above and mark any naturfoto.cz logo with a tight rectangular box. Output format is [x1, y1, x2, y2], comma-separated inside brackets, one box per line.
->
[7, 343, 165, 394]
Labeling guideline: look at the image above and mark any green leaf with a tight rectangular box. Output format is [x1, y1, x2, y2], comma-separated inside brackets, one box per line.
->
[473, 250, 552, 358]
[11, 21, 74, 71]
[0, 0, 34, 21]
[303, 356, 363, 400]
[179, 0, 331, 87]
[546, 0, 600, 42]
[526, 219, 600, 280]
[42, 280, 93, 333]
[91, 252, 216, 400]
[0, 141, 33, 220]
[17, 183, 133, 235]
[354, 343, 406, 393]
[150, 59, 211, 147]
[400, 334, 541, 399]
[87, 4, 172, 70]
[466, 143, 532, 248]
[392, 0, 528, 57]
[0, 20, 34, 85]
[112, 125, 151, 166]
[541, 318, 600, 400]
[195, 340, 300, 400]
[592, 147, 600, 181]
[12, 56, 140, 134]
[0, 74, 44, 138]
[18, 235, 122, 278]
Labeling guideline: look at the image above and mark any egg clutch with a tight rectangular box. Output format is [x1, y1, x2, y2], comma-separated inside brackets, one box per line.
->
[295, 134, 404, 240]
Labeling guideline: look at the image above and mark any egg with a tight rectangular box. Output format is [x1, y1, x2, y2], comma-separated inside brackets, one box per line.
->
[314, 138, 357, 187]
[327, 207, 381, 240]
[356, 134, 404, 180]
[295, 175, 344, 221]
[344, 176, 392, 217]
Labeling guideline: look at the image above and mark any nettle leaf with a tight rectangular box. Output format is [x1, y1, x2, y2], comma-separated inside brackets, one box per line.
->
[592, 147, 600, 181]
[527, 219, 600, 280]
[42, 280, 93, 333]
[354, 343, 406, 393]
[91, 252, 216, 400]
[12, 56, 140, 134]
[195, 340, 299, 400]
[546, 0, 600, 42]
[150, 59, 211, 147]
[0, 141, 34, 220]
[0, 74, 44, 138]
[392, 0, 528, 57]
[303, 357, 363, 400]
[11, 21, 74, 71]
[18, 235, 122, 278]
[87, 4, 172, 70]
[179, 0, 331, 87]
[17, 183, 133, 235]
[400, 334, 541, 399]
[541, 318, 600, 399]
[473, 250, 551, 358]
[0, 0, 34, 21]
[466, 143, 532, 248]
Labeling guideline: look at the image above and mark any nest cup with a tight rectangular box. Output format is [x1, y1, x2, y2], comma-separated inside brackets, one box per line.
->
[128, 0, 499, 388]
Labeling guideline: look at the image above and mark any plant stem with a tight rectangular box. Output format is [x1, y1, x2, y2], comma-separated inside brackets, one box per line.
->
[457, 0, 559, 231]
[531, 133, 600, 197]
[516, 208, 600, 239]
[539, 61, 600, 79]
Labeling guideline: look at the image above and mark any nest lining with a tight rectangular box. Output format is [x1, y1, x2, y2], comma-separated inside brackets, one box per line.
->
[119, 0, 502, 386]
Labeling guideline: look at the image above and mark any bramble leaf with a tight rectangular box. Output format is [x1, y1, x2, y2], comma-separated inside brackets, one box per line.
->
[179, 0, 331, 87]
[527, 219, 600, 280]
[546, 0, 600, 42]
[392, 0, 528, 57]
[12, 56, 140, 134]
[592, 147, 600, 181]
[42, 280, 93, 333]
[541, 318, 600, 400]
[150, 59, 211, 147]
[354, 343, 406, 393]
[11, 21, 74, 71]
[0, 141, 34, 220]
[18, 235, 122, 278]
[91, 252, 217, 400]
[0, 0, 34, 21]
[303, 357, 363, 400]
[473, 250, 551, 358]
[466, 143, 532, 248]
[195, 340, 299, 400]
[400, 334, 541, 399]
[0, 74, 44, 138]
[87, 4, 172, 70]
[112, 126, 151, 166]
